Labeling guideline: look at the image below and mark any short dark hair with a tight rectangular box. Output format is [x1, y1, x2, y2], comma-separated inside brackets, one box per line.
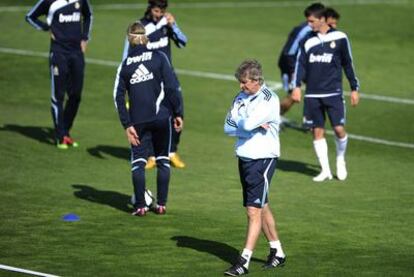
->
[325, 7, 340, 20]
[304, 2, 326, 19]
[148, 0, 168, 9]
[145, 0, 168, 19]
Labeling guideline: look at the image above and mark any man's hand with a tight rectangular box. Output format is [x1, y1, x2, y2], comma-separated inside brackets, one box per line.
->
[261, 123, 270, 130]
[165, 12, 175, 26]
[174, 116, 183, 132]
[126, 126, 140, 146]
[350, 90, 359, 107]
[80, 40, 88, 53]
[291, 87, 302, 103]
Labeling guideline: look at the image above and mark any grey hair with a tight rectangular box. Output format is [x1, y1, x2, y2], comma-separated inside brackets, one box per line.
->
[234, 59, 264, 85]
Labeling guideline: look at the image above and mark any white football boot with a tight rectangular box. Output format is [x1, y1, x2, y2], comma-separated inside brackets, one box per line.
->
[336, 157, 347, 181]
[313, 171, 333, 182]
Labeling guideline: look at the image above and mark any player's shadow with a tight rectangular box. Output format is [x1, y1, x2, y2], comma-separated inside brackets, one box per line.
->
[0, 124, 54, 145]
[72, 184, 131, 213]
[171, 236, 265, 264]
[278, 159, 319, 176]
[87, 145, 129, 160]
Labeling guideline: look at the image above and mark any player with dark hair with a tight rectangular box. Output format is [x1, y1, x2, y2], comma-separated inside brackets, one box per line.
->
[223, 59, 286, 276]
[291, 3, 360, 182]
[277, 4, 340, 117]
[26, 0, 93, 149]
[325, 7, 340, 28]
[122, 0, 187, 169]
[114, 21, 183, 216]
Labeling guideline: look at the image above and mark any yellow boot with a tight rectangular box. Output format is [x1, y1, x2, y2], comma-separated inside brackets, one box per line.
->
[169, 152, 185, 168]
[145, 156, 156, 169]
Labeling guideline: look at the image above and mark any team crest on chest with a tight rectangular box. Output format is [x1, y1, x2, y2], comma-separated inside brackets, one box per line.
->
[162, 27, 168, 35]
[330, 41, 336, 49]
[74, 2, 80, 9]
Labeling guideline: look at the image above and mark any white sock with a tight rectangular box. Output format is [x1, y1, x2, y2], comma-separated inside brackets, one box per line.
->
[313, 138, 331, 173]
[269, 240, 285, 258]
[335, 135, 348, 160]
[241, 248, 253, 268]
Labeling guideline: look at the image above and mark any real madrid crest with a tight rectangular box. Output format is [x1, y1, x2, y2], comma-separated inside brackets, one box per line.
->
[75, 2, 80, 9]
[330, 41, 336, 49]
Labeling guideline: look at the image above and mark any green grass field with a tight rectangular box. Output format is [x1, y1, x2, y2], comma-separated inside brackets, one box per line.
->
[1, 0, 414, 276]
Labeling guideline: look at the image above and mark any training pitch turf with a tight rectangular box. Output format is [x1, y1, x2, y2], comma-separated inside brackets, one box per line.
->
[0, 0, 413, 276]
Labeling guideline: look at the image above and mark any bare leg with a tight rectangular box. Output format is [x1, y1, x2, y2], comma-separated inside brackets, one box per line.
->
[261, 204, 279, 242]
[261, 204, 286, 268]
[313, 127, 325, 140]
[244, 206, 262, 251]
[225, 206, 262, 272]
[333, 125, 346, 139]
[280, 96, 295, 115]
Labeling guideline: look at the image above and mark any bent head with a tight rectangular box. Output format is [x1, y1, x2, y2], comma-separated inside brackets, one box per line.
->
[304, 2, 327, 32]
[146, 0, 168, 22]
[127, 22, 149, 47]
[235, 59, 264, 94]
[325, 7, 340, 28]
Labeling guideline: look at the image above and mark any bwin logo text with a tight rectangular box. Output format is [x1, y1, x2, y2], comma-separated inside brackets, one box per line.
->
[126, 52, 153, 65]
[59, 12, 81, 23]
[309, 53, 333, 63]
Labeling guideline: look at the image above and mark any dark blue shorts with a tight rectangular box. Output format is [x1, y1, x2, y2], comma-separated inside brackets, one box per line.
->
[303, 95, 345, 128]
[238, 158, 277, 208]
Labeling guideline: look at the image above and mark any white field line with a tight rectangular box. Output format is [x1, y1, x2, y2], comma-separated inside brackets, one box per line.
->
[267, 84, 414, 105]
[0, 46, 413, 149]
[1, 47, 413, 105]
[0, 0, 411, 12]
[0, 264, 60, 277]
[325, 131, 414, 149]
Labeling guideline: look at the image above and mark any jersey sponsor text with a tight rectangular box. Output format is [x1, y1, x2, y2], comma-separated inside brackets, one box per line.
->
[146, 37, 169, 50]
[126, 52, 153, 66]
[309, 53, 333, 63]
[59, 12, 81, 23]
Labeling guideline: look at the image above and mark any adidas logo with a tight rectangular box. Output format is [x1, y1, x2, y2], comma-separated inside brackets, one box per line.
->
[130, 64, 154, 84]
[254, 198, 261, 204]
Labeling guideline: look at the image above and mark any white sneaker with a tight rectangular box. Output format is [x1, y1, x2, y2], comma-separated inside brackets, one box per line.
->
[313, 171, 333, 182]
[336, 158, 347, 181]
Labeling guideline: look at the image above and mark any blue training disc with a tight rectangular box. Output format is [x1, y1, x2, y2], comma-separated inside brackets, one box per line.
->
[62, 213, 80, 222]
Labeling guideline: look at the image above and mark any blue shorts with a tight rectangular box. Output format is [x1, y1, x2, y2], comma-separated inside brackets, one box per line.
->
[303, 95, 345, 128]
[238, 158, 277, 208]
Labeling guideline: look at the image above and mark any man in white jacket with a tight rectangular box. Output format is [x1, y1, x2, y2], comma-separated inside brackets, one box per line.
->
[223, 59, 286, 276]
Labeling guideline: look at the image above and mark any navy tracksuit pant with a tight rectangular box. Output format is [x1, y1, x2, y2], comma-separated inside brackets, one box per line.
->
[49, 50, 84, 141]
[130, 116, 172, 208]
